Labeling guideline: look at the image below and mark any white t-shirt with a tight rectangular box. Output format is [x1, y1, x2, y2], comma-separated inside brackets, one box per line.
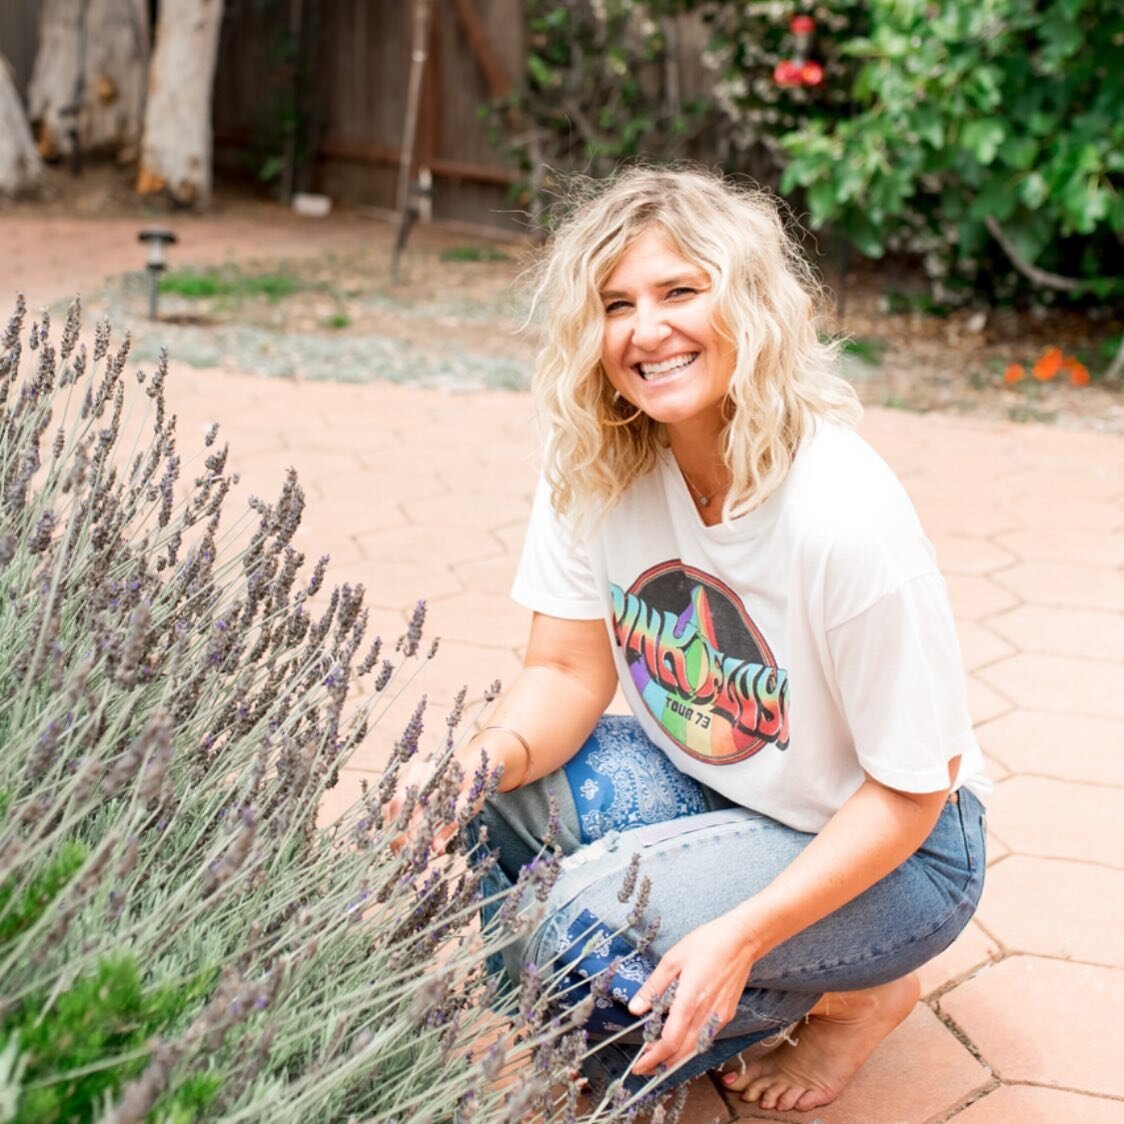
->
[511, 422, 989, 833]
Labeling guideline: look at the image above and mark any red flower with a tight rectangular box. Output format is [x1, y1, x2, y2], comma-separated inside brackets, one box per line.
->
[801, 60, 825, 86]
[773, 60, 803, 86]
[791, 15, 816, 34]
[1066, 359, 1091, 387]
[1004, 363, 1025, 385]
[1032, 346, 1064, 381]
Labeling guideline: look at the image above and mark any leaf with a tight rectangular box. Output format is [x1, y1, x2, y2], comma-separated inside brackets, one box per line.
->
[968, 177, 1017, 223]
[846, 211, 886, 258]
[527, 53, 551, 88]
[910, 105, 945, 150]
[806, 179, 839, 225]
[961, 119, 1006, 165]
[1061, 178, 1109, 235]
[1002, 136, 1039, 171]
[1019, 171, 1049, 209]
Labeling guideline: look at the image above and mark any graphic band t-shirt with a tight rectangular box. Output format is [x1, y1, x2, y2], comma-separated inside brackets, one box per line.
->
[511, 422, 990, 833]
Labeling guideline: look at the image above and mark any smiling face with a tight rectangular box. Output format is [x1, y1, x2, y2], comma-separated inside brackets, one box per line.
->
[599, 227, 736, 451]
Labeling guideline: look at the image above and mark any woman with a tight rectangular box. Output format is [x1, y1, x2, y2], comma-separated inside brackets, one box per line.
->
[418, 167, 988, 1113]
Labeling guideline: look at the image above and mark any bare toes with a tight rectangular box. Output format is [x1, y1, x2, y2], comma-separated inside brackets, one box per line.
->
[721, 1062, 765, 1092]
[795, 1086, 832, 1112]
[739, 1076, 770, 1103]
[777, 1085, 805, 1112]
[759, 1081, 788, 1111]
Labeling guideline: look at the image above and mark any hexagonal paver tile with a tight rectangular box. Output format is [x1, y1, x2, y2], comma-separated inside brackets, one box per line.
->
[226, 449, 366, 493]
[975, 856, 1124, 967]
[408, 489, 531, 532]
[955, 621, 1016, 671]
[355, 524, 500, 568]
[931, 534, 1018, 576]
[994, 528, 1124, 568]
[1003, 495, 1123, 534]
[984, 775, 1124, 865]
[945, 575, 1020, 620]
[966, 676, 1013, 726]
[975, 710, 1124, 786]
[454, 554, 522, 597]
[427, 591, 530, 650]
[978, 654, 1124, 722]
[677, 1076, 735, 1122]
[298, 489, 409, 538]
[916, 922, 1003, 999]
[988, 604, 1124, 662]
[985, 830, 1010, 866]
[940, 957, 1124, 1097]
[723, 1005, 989, 1122]
[434, 460, 538, 498]
[911, 500, 1023, 540]
[411, 638, 524, 711]
[999, 465, 1123, 502]
[357, 559, 465, 610]
[953, 1083, 1124, 1122]
[993, 562, 1124, 612]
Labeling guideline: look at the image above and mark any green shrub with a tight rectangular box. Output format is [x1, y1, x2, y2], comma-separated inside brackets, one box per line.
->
[775, 0, 1123, 300]
[0, 297, 667, 1121]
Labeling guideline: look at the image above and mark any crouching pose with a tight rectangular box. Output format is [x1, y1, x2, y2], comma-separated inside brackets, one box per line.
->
[412, 167, 988, 1112]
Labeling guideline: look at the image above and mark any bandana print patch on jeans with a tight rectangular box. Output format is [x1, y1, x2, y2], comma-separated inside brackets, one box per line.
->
[554, 908, 656, 1037]
[565, 716, 709, 844]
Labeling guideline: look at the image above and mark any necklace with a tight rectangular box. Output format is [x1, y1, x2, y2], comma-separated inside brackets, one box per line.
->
[680, 466, 727, 508]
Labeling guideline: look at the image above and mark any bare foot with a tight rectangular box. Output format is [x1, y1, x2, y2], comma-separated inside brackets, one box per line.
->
[720, 974, 920, 1113]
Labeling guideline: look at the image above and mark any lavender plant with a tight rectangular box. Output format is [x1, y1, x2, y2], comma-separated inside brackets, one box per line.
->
[0, 297, 676, 1122]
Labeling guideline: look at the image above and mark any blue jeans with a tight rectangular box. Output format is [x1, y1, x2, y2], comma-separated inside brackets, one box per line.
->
[465, 716, 986, 1095]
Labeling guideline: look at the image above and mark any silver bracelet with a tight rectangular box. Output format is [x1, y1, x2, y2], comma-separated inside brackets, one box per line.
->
[481, 725, 532, 789]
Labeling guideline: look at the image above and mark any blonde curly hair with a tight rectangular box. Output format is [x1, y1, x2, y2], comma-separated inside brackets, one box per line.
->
[529, 165, 861, 525]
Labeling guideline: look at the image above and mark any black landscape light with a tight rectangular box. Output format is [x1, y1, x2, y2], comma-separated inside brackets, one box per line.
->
[138, 227, 178, 320]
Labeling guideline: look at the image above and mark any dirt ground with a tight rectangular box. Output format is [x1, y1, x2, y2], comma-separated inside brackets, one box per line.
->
[10, 163, 1123, 433]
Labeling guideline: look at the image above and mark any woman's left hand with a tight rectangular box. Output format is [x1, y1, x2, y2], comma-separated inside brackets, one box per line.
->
[626, 913, 759, 1077]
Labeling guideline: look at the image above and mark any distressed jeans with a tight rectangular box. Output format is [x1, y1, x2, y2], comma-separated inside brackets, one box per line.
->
[465, 715, 986, 1095]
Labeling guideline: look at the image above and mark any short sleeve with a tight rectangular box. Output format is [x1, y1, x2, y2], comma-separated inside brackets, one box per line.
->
[510, 476, 604, 620]
[826, 571, 976, 793]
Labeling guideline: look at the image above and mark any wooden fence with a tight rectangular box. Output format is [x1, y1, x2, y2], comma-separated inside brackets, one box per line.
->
[5, 1, 718, 236]
[212, 0, 527, 234]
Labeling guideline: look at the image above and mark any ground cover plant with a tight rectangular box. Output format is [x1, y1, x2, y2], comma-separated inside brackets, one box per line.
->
[0, 297, 679, 1122]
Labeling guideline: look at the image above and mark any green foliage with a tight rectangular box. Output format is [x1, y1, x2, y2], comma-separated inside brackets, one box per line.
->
[5, 956, 220, 1123]
[159, 269, 299, 303]
[0, 842, 87, 945]
[774, 0, 1124, 298]
[438, 246, 511, 263]
[839, 336, 888, 366]
[488, 0, 714, 220]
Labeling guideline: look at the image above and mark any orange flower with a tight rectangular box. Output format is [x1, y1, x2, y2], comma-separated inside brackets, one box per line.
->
[1067, 359, 1091, 387]
[1004, 363, 1025, 384]
[1032, 346, 1064, 381]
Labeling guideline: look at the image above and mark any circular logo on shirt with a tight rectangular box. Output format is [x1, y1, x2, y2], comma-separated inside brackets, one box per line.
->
[610, 561, 789, 763]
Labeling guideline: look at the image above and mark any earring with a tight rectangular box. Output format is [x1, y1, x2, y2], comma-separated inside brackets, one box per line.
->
[603, 399, 644, 427]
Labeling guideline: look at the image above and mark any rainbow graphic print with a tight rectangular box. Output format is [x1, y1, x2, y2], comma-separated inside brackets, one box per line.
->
[610, 561, 789, 764]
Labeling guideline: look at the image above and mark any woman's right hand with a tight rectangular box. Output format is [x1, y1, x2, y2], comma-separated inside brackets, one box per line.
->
[386, 752, 472, 855]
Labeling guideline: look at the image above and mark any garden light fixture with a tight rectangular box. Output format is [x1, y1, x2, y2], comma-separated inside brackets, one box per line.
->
[138, 226, 177, 320]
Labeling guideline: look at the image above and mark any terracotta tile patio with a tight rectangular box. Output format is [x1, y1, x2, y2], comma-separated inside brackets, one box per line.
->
[3, 208, 1122, 1122]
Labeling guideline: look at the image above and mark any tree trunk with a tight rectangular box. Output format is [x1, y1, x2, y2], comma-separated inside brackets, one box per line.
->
[27, 0, 149, 161]
[0, 54, 43, 196]
[137, 0, 224, 208]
